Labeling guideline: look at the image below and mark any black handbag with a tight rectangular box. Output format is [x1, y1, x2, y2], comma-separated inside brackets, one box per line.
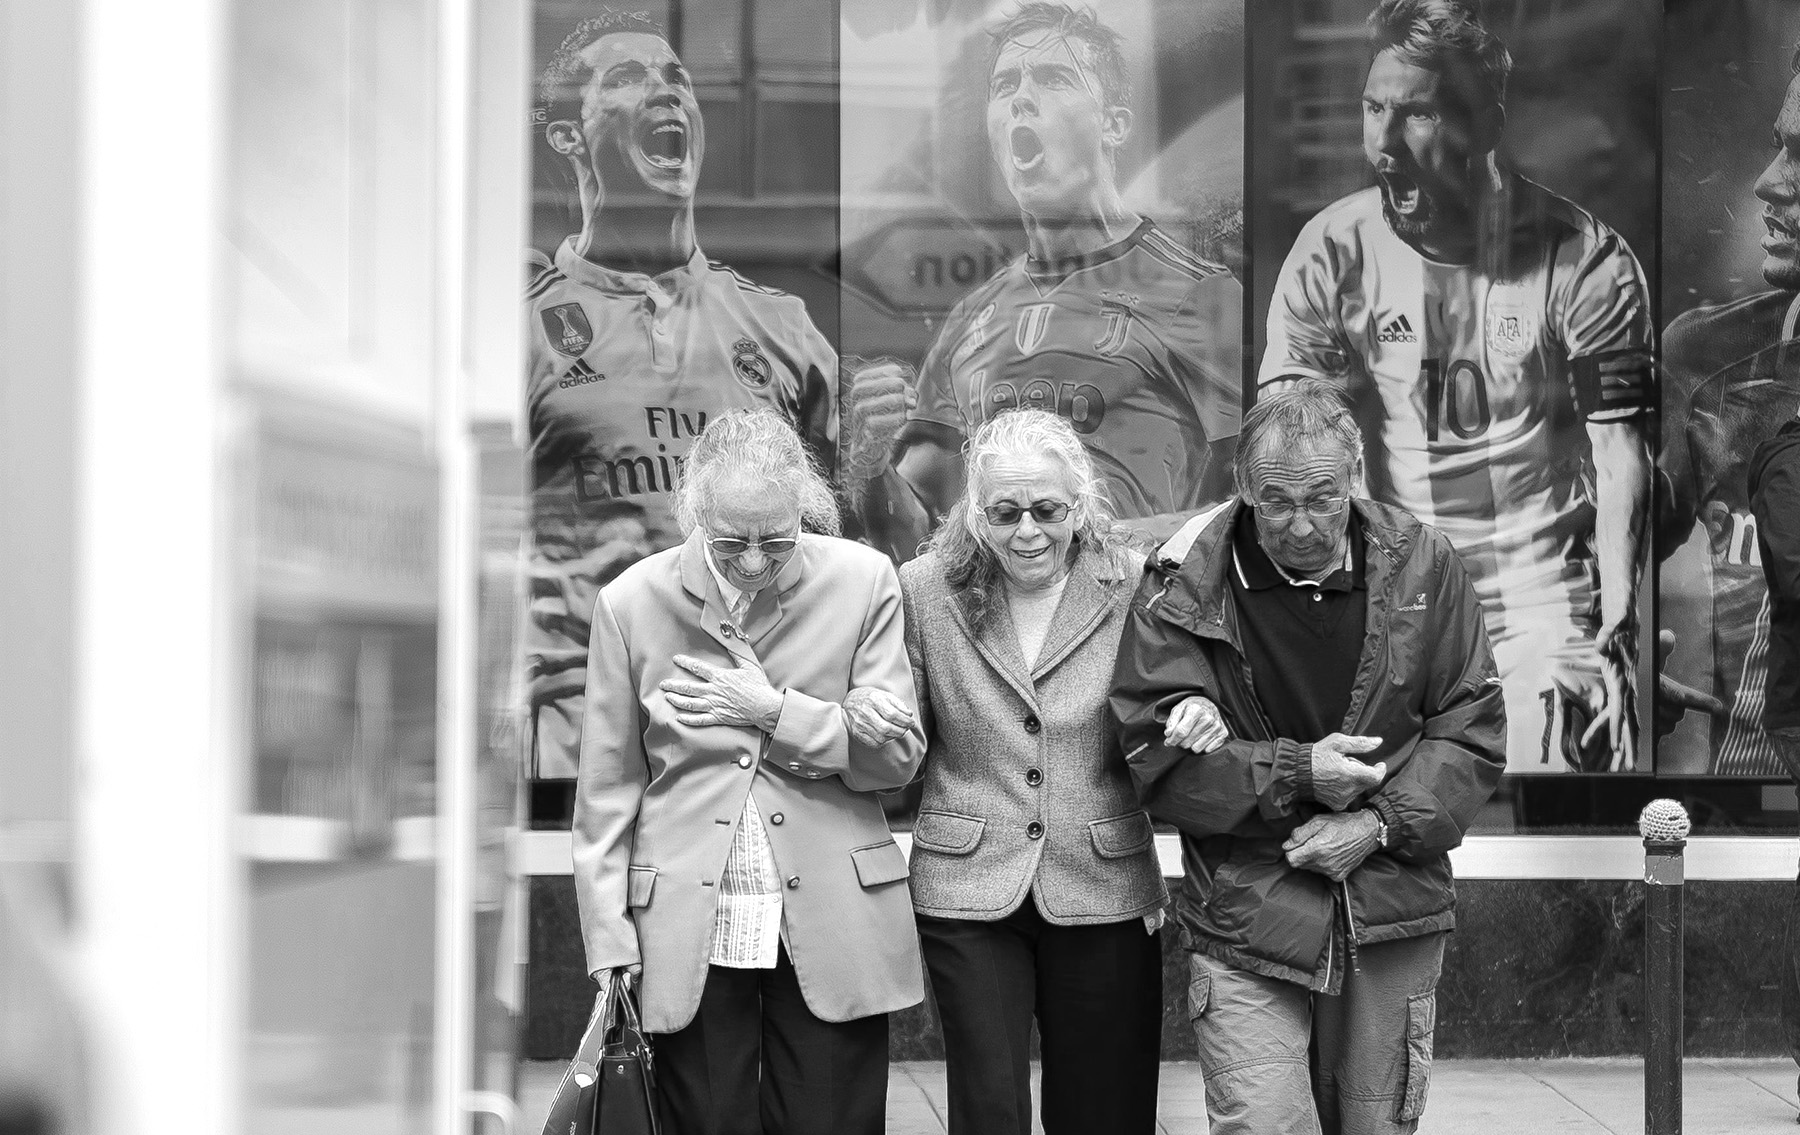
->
[541, 975, 664, 1135]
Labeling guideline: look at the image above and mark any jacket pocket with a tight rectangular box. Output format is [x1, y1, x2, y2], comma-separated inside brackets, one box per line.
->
[1396, 989, 1436, 1122]
[850, 839, 910, 888]
[1088, 811, 1155, 859]
[912, 810, 986, 856]
[627, 865, 657, 908]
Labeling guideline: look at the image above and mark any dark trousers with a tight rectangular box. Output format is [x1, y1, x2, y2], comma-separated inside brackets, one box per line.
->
[649, 947, 888, 1135]
[918, 902, 1164, 1135]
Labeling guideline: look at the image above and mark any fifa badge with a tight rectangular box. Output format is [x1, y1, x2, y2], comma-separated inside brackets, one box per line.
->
[542, 303, 594, 357]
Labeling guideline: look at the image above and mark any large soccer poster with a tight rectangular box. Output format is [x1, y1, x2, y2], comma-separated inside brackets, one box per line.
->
[1657, 0, 1800, 777]
[522, 0, 842, 780]
[1250, 0, 1661, 775]
[837, 0, 1248, 560]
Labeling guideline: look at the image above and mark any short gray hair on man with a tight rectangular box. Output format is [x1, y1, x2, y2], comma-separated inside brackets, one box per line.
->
[1235, 382, 1365, 495]
[672, 409, 841, 537]
[924, 408, 1128, 628]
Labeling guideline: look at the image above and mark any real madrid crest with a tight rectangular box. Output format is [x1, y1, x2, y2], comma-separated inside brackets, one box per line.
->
[732, 337, 773, 389]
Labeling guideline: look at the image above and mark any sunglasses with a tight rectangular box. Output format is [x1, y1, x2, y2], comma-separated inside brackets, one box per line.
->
[981, 500, 1072, 527]
[705, 534, 800, 558]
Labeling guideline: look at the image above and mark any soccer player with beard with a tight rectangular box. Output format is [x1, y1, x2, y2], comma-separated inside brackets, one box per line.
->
[1657, 53, 1800, 776]
[844, 1, 1243, 558]
[1260, 0, 1655, 773]
[524, 11, 840, 778]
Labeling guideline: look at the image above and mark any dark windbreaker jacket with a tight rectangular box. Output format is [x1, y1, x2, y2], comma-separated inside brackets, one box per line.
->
[1108, 499, 1506, 991]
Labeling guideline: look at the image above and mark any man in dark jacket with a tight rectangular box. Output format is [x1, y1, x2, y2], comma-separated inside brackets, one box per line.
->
[1751, 410, 1800, 1089]
[1109, 385, 1505, 1135]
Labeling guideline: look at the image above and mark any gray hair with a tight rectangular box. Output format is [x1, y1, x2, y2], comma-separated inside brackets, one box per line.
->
[1235, 382, 1365, 495]
[924, 409, 1129, 628]
[673, 409, 841, 537]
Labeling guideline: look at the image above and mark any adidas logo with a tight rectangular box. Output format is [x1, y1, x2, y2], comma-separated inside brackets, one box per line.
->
[557, 359, 607, 390]
[1376, 315, 1418, 344]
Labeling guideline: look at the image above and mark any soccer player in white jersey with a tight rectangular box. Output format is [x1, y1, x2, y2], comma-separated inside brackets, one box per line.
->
[525, 12, 840, 778]
[844, 2, 1243, 558]
[1259, 0, 1655, 772]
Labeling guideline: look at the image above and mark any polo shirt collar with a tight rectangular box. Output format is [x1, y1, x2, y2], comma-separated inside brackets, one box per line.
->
[1231, 505, 1364, 593]
[553, 238, 707, 297]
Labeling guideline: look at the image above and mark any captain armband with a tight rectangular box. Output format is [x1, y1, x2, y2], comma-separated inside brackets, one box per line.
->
[1571, 348, 1654, 422]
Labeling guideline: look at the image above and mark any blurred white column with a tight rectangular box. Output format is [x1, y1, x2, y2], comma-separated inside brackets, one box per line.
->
[74, 2, 241, 1134]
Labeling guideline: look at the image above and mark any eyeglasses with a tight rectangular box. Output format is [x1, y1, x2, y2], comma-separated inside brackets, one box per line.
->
[705, 533, 800, 558]
[982, 499, 1072, 527]
[1252, 496, 1350, 522]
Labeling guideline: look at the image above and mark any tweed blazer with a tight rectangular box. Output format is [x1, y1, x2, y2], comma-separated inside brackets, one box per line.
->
[574, 531, 927, 1033]
[900, 542, 1167, 925]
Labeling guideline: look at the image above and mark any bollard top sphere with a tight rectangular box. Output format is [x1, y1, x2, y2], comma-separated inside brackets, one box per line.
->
[1638, 798, 1691, 843]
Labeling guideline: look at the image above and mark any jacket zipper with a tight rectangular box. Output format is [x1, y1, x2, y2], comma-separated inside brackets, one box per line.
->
[1340, 878, 1361, 975]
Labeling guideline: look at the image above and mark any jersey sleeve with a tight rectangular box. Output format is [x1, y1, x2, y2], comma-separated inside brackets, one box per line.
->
[1258, 214, 1352, 389]
[1167, 272, 1244, 445]
[786, 307, 841, 483]
[1560, 231, 1655, 423]
[908, 298, 973, 433]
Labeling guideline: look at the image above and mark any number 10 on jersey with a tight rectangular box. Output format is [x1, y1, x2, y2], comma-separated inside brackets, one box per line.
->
[1420, 358, 1492, 442]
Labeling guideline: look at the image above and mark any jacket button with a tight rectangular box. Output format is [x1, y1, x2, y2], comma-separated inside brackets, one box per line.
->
[1025, 768, 1043, 786]
[1026, 821, 1044, 839]
[1023, 715, 1041, 734]
[770, 812, 784, 825]
[787, 876, 800, 889]
[737, 755, 752, 769]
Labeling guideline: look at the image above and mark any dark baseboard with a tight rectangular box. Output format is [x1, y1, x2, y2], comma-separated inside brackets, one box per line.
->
[524, 877, 1794, 1061]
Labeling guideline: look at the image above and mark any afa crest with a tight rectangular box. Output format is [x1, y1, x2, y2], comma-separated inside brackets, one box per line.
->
[541, 303, 593, 357]
[1484, 293, 1535, 361]
[732, 337, 773, 389]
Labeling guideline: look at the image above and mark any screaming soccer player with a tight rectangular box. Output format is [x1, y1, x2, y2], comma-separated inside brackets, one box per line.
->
[1656, 43, 1800, 776]
[845, 1, 1244, 558]
[524, 10, 841, 778]
[1260, 0, 1655, 772]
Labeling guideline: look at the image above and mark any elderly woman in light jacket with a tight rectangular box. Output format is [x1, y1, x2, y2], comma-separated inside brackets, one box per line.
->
[575, 409, 926, 1135]
[899, 409, 1179, 1135]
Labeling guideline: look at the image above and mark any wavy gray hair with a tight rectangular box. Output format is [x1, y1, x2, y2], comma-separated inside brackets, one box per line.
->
[673, 409, 841, 537]
[1235, 381, 1365, 497]
[924, 409, 1129, 628]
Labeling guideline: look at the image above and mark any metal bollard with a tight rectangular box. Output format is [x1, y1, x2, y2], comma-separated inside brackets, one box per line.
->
[1641, 799, 1691, 1135]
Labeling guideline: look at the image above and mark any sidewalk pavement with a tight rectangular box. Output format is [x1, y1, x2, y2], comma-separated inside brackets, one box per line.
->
[520, 1057, 1800, 1133]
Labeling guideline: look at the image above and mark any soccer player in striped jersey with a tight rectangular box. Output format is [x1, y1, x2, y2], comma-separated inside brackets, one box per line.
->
[525, 13, 840, 778]
[844, 2, 1243, 557]
[1656, 55, 1800, 776]
[1259, 0, 1655, 773]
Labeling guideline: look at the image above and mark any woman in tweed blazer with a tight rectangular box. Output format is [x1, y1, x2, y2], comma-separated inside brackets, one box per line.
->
[899, 410, 1169, 1135]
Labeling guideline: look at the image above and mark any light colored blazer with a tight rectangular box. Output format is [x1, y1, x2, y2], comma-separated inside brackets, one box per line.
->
[574, 531, 927, 1033]
[900, 542, 1167, 925]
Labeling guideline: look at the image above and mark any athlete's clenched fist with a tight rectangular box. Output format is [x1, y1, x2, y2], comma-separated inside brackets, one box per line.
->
[842, 357, 917, 480]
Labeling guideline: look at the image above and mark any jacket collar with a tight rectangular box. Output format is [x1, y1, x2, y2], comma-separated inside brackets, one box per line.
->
[945, 541, 1131, 707]
[1149, 500, 1416, 645]
[679, 530, 808, 660]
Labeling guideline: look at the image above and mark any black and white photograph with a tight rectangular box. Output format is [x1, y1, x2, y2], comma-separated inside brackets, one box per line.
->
[838, 0, 1247, 559]
[1251, 0, 1661, 774]
[24, 1, 1800, 1133]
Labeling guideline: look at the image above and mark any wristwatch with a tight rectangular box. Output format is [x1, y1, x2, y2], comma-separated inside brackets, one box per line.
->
[1373, 815, 1388, 849]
